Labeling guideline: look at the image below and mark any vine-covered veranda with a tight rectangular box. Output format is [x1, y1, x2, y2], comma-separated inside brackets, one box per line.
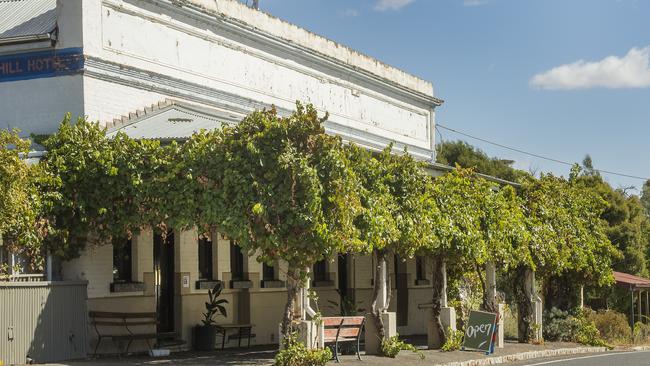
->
[0, 104, 620, 351]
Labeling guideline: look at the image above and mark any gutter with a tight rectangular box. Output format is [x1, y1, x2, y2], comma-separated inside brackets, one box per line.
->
[0, 31, 57, 46]
[0, 23, 58, 46]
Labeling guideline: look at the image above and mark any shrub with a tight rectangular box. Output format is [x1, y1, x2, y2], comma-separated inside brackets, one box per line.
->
[543, 307, 573, 341]
[572, 315, 609, 348]
[441, 327, 464, 352]
[275, 335, 332, 366]
[380, 335, 424, 359]
[633, 322, 650, 344]
[542, 307, 611, 348]
[584, 309, 630, 342]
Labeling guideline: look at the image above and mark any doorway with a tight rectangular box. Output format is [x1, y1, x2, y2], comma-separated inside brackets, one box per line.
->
[154, 230, 175, 333]
[338, 254, 350, 314]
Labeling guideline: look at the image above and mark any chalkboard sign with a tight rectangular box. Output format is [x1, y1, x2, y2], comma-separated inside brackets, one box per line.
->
[462, 310, 498, 353]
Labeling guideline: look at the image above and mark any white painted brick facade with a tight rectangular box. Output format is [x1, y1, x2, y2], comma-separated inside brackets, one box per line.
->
[3, 0, 440, 350]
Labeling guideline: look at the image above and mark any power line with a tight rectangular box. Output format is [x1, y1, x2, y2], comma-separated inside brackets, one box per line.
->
[436, 123, 650, 182]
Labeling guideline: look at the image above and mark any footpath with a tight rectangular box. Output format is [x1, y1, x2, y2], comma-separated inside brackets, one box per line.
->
[43, 341, 624, 366]
[338, 341, 608, 366]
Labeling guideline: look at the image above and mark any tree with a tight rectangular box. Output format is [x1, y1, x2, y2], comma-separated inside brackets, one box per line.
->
[348, 144, 438, 343]
[187, 104, 362, 340]
[0, 130, 43, 271]
[574, 158, 648, 278]
[436, 141, 528, 182]
[640, 180, 650, 217]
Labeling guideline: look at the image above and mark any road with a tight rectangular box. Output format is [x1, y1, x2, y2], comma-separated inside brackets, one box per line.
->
[508, 350, 650, 366]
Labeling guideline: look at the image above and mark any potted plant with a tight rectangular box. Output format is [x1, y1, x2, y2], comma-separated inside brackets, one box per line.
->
[194, 281, 228, 351]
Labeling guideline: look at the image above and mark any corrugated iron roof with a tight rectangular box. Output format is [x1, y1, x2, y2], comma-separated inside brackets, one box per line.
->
[613, 271, 650, 289]
[0, 0, 57, 40]
[106, 99, 242, 140]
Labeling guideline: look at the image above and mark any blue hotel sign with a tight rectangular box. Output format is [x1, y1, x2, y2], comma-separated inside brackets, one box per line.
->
[0, 47, 84, 83]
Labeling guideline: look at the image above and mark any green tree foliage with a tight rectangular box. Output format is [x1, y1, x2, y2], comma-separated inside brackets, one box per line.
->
[573, 157, 648, 277]
[186, 104, 362, 338]
[425, 168, 528, 343]
[348, 145, 438, 341]
[512, 169, 617, 341]
[423, 168, 483, 345]
[641, 181, 650, 277]
[40, 115, 194, 259]
[640, 180, 650, 216]
[1, 108, 623, 350]
[0, 130, 43, 270]
[475, 183, 531, 313]
[436, 141, 528, 182]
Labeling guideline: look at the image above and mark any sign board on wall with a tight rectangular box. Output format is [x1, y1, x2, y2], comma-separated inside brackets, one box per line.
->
[0, 48, 84, 83]
[462, 310, 498, 353]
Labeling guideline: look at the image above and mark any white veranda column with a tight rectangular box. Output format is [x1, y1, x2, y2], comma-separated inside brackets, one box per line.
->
[486, 262, 504, 348]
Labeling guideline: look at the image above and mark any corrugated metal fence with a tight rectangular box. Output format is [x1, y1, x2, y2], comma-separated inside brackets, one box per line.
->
[0, 281, 88, 365]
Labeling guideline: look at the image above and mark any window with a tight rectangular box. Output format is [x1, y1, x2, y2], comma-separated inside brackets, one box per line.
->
[416, 256, 426, 281]
[113, 238, 132, 283]
[313, 260, 328, 282]
[263, 262, 275, 281]
[198, 236, 213, 280]
[230, 241, 245, 281]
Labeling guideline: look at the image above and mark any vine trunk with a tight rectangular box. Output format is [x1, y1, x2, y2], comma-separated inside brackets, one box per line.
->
[281, 266, 300, 342]
[430, 256, 447, 346]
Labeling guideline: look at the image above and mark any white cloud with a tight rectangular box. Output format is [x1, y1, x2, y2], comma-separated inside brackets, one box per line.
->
[340, 8, 359, 17]
[530, 46, 650, 90]
[463, 0, 489, 6]
[374, 0, 415, 11]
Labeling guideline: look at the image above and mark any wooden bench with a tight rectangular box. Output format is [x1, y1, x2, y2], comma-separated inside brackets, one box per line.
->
[322, 316, 365, 362]
[89, 311, 176, 355]
[215, 324, 256, 349]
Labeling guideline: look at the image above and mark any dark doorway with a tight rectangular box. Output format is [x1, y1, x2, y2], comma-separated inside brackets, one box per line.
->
[394, 255, 409, 326]
[154, 230, 175, 333]
[338, 254, 349, 301]
[337, 254, 350, 315]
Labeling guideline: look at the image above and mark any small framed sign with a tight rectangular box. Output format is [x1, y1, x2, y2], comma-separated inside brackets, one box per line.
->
[462, 310, 498, 354]
[182, 275, 190, 288]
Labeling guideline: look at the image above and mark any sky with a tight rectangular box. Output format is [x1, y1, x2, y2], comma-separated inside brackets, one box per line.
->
[254, 0, 650, 192]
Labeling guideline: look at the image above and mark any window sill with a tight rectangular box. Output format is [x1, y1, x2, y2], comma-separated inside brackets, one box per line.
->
[261, 280, 285, 289]
[312, 280, 335, 288]
[110, 282, 145, 293]
[196, 280, 223, 290]
[415, 279, 430, 286]
[230, 280, 253, 289]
